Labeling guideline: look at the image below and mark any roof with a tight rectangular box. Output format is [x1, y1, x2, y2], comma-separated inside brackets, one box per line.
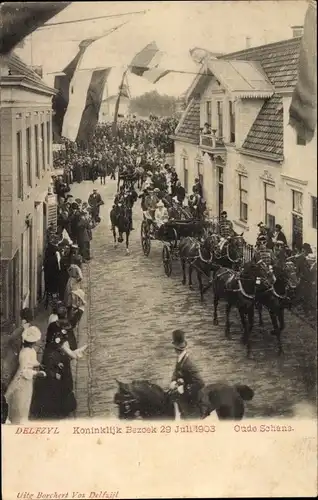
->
[176, 37, 302, 155]
[241, 94, 284, 161]
[206, 59, 274, 98]
[221, 36, 301, 90]
[0, 51, 55, 94]
[174, 99, 200, 144]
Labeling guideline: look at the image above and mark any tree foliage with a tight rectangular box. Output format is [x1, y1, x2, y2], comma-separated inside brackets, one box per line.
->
[128, 90, 178, 117]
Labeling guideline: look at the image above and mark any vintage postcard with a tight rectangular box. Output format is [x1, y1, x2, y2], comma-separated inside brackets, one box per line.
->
[1, 1, 317, 498]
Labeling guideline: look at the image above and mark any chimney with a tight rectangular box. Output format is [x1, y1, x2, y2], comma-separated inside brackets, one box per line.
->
[291, 26, 304, 38]
[245, 37, 251, 49]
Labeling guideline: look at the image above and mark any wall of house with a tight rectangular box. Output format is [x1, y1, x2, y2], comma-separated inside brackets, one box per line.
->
[235, 99, 264, 148]
[281, 95, 317, 251]
[0, 85, 55, 326]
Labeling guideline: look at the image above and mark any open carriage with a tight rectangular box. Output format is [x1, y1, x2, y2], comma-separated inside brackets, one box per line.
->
[140, 216, 210, 276]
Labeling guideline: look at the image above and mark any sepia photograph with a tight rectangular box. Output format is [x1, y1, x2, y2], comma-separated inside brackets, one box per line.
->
[1, 0, 317, 498]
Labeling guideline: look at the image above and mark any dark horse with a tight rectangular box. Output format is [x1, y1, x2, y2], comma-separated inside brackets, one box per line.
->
[110, 202, 131, 254]
[256, 261, 300, 355]
[211, 233, 245, 270]
[212, 261, 274, 357]
[179, 232, 216, 301]
[114, 380, 254, 420]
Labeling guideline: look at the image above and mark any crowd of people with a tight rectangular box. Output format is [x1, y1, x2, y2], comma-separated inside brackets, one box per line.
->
[2, 114, 316, 424]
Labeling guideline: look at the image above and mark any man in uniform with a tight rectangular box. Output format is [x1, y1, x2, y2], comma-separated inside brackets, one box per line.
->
[169, 330, 205, 419]
[253, 235, 275, 269]
[218, 211, 234, 251]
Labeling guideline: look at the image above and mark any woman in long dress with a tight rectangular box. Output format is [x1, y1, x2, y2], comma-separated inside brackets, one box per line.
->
[31, 320, 87, 420]
[5, 326, 46, 424]
[64, 264, 83, 312]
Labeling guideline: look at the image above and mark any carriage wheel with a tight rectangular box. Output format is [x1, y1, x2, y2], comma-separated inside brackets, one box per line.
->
[141, 220, 151, 256]
[162, 244, 172, 277]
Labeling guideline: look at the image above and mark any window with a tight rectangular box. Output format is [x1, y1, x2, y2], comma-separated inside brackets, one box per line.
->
[47, 118, 51, 165]
[197, 162, 204, 195]
[16, 131, 23, 199]
[26, 127, 32, 187]
[312, 196, 317, 229]
[217, 101, 223, 138]
[292, 190, 303, 214]
[35, 124, 40, 177]
[182, 157, 188, 193]
[264, 183, 275, 231]
[229, 101, 235, 143]
[41, 122, 45, 169]
[296, 133, 306, 146]
[205, 101, 212, 126]
[218, 167, 224, 217]
[239, 174, 248, 222]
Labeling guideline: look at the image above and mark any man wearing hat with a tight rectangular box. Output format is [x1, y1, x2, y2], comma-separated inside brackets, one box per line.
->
[170, 330, 205, 419]
[88, 188, 104, 223]
[273, 224, 287, 246]
[253, 235, 275, 268]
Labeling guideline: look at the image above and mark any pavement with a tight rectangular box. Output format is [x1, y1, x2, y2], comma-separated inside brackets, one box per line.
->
[68, 178, 316, 419]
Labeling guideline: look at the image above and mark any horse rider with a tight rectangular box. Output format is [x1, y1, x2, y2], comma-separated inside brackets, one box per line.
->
[273, 240, 289, 265]
[218, 210, 234, 251]
[169, 330, 205, 419]
[88, 188, 104, 223]
[253, 234, 275, 270]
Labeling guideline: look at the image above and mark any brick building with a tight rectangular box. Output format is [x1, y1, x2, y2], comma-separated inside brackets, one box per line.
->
[172, 35, 317, 251]
[0, 52, 57, 332]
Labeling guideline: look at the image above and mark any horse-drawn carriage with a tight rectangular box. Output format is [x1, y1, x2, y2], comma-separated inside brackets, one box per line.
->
[140, 216, 210, 276]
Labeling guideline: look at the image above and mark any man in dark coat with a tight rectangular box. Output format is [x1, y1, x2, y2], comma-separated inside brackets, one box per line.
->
[88, 188, 104, 222]
[273, 224, 287, 246]
[175, 181, 186, 205]
[170, 330, 204, 419]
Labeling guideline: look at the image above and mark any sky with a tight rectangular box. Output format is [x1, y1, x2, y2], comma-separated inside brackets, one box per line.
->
[16, 1, 308, 98]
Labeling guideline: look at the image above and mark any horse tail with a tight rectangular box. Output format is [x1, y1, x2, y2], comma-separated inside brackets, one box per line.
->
[234, 384, 254, 401]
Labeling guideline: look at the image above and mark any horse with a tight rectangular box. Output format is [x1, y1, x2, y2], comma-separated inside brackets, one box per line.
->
[256, 261, 300, 355]
[114, 380, 175, 419]
[198, 383, 254, 420]
[114, 380, 255, 420]
[110, 202, 131, 254]
[212, 260, 274, 357]
[179, 232, 216, 301]
[211, 233, 245, 270]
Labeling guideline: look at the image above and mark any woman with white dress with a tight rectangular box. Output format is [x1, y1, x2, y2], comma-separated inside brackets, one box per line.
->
[5, 326, 46, 424]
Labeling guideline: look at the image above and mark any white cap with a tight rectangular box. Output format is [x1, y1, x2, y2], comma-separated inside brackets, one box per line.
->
[22, 326, 41, 343]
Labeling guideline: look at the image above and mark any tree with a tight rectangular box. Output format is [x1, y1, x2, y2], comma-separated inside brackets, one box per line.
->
[128, 90, 178, 117]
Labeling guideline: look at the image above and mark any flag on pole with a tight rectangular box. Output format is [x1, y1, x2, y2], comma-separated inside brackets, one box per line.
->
[289, 0, 317, 143]
[52, 37, 101, 141]
[62, 66, 110, 143]
[129, 41, 170, 84]
[112, 69, 128, 137]
[76, 68, 111, 146]
[0, 2, 71, 55]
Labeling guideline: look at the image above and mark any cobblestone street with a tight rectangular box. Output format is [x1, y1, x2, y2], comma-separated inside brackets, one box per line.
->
[70, 179, 316, 420]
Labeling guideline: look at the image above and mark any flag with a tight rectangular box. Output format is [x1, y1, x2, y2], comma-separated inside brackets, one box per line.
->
[0, 2, 71, 55]
[76, 68, 111, 145]
[52, 37, 101, 140]
[289, 0, 317, 143]
[129, 41, 170, 84]
[62, 67, 110, 143]
[112, 70, 128, 137]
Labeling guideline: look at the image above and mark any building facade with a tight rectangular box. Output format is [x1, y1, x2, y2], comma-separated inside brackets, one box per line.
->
[173, 36, 317, 252]
[0, 52, 57, 332]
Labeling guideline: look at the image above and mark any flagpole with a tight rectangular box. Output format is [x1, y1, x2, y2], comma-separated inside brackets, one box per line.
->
[112, 67, 128, 137]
